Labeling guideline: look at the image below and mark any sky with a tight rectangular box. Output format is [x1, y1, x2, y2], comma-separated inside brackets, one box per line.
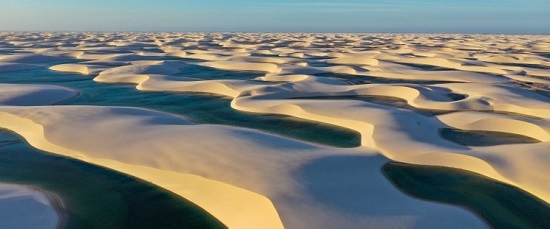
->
[1, 0, 549, 34]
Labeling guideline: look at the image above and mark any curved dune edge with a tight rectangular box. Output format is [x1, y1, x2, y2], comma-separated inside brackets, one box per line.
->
[0, 111, 283, 229]
[234, 98, 549, 203]
[231, 98, 514, 183]
[75, 59, 550, 119]
[49, 64, 90, 75]
[0, 106, 490, 229]
[3, 33, 550, 227]
[47, 59, 550, 204]
[88, 73, 549, 121]
[0, 84, 78, 106]
[231, 101, 527, 200]
[83, 159, 283, 229]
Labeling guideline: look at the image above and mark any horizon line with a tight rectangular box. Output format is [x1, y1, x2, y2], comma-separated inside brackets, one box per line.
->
[1, 30, 549, 36]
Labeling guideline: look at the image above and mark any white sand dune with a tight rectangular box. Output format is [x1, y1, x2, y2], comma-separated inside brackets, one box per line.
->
[49, 64, 92, 75]
[1, 32, 549, 228]
[0, 53, 68, 64]
[0, 105, 487, 229]
[0, 84, 77, 106]
[0, 184, 60, 229]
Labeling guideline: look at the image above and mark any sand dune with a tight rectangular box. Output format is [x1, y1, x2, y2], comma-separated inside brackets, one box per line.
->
[0, 184, 60, 229]
[0, 53, 68, 64]
[1, 32, 549, 228]
[0, 105, 487, 229]
[49, 64, 91, 75]
[0, 84, 77, 106]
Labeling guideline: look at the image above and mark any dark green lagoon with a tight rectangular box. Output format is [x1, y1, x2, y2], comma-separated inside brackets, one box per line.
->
[0, 67, 361, 148]
[2, 62, 549, 229]
[440, 128, 541, 146]
[0, 63, 361, 228]
[0, 129, 225, 229]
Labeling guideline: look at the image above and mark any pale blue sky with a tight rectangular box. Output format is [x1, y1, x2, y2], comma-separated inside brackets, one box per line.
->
[1, 0, 549, 33]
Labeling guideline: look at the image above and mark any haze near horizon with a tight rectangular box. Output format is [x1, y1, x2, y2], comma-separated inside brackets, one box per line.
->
[1, 0, 549, 34]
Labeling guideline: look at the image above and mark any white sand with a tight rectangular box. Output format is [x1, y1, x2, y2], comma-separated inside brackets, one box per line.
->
[0, 184, 60, 229]
[1, 32, 549, 228]
[0, 84, 77, 106]
[0, 105, 487, 229]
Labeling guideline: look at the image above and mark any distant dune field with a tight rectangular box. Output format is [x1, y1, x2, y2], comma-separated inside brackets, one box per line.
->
[0, 32, 549, 229]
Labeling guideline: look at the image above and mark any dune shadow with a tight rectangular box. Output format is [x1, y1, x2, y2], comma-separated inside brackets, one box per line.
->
[293, 154, 406, 215]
